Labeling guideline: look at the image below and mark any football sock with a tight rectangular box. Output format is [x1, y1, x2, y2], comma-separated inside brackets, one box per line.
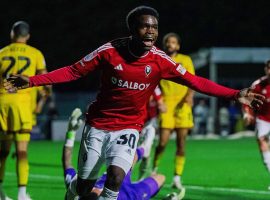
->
[0, 183, 5, 197]
[0, 147, 9, 182]
[173, 175, 181, 183]
[175, 155, 185, 176]
[17, 151, 29, 186]
[262, 151, 270, 172]
[136, 147, 145, 161]
[98, 187, 119, 200]
[18, 186, 26, 199]
[138, 157, 149, 179]
[69, 177, 78, 195]
[0, 159, 7, 183]
[65, 131, 76, 147]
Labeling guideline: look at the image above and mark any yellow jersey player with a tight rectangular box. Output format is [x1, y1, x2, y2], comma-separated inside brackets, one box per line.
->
[0, 21, 47, 200]
[153, 33, 195, 192]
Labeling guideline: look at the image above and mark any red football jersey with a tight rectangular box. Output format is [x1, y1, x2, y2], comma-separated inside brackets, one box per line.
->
[29, 37, 239, 131]
[244, 76, 270, 122]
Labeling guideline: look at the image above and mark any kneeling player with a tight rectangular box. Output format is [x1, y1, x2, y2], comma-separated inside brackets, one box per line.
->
[62, 108, 168, 200]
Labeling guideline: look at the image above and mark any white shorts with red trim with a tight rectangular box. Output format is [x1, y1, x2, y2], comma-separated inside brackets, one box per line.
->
[256, 118, 270, 138]
[78, 125, 139, 180]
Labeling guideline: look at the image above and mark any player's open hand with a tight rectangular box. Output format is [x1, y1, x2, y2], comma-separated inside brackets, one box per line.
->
[3, 75, 30, 92]
[237, 88, 265, 111]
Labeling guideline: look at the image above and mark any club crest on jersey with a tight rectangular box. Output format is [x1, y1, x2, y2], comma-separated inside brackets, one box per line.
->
[111, 77, 117, 84]
[176, 64, 186, 75]
[145, 65, 152, 77]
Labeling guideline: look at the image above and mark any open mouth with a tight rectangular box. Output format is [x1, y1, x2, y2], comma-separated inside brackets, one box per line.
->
[142, 38, 154, 47]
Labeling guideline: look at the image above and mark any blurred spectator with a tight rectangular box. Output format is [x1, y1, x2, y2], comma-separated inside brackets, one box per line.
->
[192, 99, 209, 135]
[218, 106, 230, 136]
[228, 100, 241, 134]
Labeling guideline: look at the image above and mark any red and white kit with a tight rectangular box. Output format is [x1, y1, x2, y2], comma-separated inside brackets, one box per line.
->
[29, 37, 239, 132]
[29, 37, 239, 177]
[244, 76, 270, 138]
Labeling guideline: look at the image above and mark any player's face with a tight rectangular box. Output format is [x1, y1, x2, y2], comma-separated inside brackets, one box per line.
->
[164, 36, 180, 55]
[132, 15, 158, 51]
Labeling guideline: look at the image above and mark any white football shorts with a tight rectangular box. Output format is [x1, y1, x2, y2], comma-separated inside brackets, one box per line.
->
[256, 118, 270, 138]
[78, 125, 139, 180]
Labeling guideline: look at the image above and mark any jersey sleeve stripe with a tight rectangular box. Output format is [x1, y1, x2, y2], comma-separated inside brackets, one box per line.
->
[251, 76, 267, 87]
[150, 49, 176, 65]
[97, 43, 114, 53]
[97, 46, 114, 53]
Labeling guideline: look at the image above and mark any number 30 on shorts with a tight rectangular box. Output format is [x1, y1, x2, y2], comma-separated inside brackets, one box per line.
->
[116, 133, 136, 149]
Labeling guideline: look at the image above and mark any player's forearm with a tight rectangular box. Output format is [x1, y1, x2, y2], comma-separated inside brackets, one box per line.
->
[242, 104, 254, 116]
[184, 88, 194, 106]
[29, 65, 83, 86]
[180, 72, 239, 99]
[185, 88, 194, 100]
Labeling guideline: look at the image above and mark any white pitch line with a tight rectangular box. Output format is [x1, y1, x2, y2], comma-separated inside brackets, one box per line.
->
[164, 184, 270, 195]
[6, 172, 63, 180]
[6, 172, 270, 195]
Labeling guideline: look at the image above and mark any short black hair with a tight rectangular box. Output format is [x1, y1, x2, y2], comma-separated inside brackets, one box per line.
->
[163, 32, 181, 46]
[11, 21, 30, 37]
[126, 6, 159, 31]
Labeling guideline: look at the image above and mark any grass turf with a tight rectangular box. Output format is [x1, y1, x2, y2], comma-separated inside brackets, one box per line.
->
[3, 138, 270, 199]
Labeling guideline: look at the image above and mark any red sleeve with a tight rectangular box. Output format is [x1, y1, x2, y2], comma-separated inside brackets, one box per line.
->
[159, 57, 239, 99]
[29, 45, 108, 86]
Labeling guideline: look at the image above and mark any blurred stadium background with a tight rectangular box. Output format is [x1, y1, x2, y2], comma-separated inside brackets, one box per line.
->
[1, 0, 270, 199]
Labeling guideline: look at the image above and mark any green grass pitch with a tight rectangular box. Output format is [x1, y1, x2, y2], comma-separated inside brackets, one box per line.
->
[3, 138, 270, 199]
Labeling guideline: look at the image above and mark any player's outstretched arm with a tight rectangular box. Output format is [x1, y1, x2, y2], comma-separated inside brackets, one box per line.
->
[4, 74, 30, 92]
[170, 71, 265, 110]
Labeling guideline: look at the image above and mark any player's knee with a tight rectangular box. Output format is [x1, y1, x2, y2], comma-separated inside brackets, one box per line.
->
[16, 150, 27, 159]
[105, 174, 124, 191]
[151, 174, 166, 188]
[159, 141, 167, 148]
[258, 138, 268, 152]
[156, 174, 166, 185]
[105, 167, 125, 191]
[0, 150, 10, 159]
[157, 138, 168, 149]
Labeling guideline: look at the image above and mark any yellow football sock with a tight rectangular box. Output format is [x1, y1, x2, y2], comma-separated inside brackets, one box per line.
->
[175, 155, 185, 176]
[17, 152, 29, 186]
